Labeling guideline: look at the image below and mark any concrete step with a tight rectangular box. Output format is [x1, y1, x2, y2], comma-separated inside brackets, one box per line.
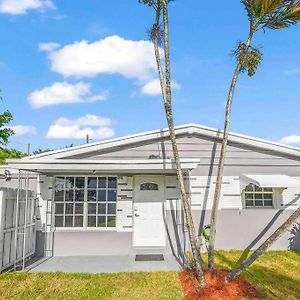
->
[130, 247, 167, 255]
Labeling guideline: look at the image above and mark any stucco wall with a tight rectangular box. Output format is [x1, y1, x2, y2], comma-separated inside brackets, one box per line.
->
[165, 208, 299, 260]
[49, 208, 299, 257]
[33, 132, 300, 256]
[53, 232, 132, 256]
[193, 209, 300, 251]
[0, 168, 37, 190]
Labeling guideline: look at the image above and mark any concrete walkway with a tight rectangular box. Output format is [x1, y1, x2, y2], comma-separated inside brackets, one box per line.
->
[27, 255, 182, 273]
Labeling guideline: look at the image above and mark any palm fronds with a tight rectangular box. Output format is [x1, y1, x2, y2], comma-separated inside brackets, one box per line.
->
[242, 0, 300, 30]
[138, 0, 173, 10]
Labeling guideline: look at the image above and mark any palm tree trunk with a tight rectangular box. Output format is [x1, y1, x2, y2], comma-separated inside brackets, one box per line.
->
[225, 207, 300, 281]
[151, 2, 205, 286]
[208, 32, 253, 270]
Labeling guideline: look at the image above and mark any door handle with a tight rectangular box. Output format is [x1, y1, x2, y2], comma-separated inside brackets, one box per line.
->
[135, 214, 140, 217]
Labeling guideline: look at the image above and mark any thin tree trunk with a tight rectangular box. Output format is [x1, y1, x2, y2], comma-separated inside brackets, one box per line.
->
[152, 1, 205, 286]
[208, 32, 253, 270]
[225, 207, 300, 281]
[153, 8, 166, 100]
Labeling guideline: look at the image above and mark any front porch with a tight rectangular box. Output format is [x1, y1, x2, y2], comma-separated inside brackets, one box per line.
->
[26, 255, 182, 273]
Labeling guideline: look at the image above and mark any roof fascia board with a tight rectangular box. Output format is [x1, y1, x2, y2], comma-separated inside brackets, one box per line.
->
[7, 159, 200, 172]
[7, 158, 200, 165]
[16, 123, 300, 162]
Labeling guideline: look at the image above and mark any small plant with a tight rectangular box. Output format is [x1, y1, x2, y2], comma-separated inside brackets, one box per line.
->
[185, 251, 197, 271]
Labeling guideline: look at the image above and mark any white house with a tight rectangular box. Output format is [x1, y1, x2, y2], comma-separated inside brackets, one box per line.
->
[5, 124, 300, 262]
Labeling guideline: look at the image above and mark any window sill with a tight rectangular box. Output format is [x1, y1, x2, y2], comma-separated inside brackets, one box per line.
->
[245, 207, 274, 209]
[54, 227, 117, 232]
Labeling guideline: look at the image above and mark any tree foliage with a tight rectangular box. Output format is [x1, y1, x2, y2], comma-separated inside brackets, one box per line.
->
[234, 0, 300, 78]
[242, 0, 300, 30]
[139, 0, 173, 9]
[0, 94, 14, 145]
[0, 148, 26, 165]
[0, 110, 14, 146]
[32, 148, 53, 155]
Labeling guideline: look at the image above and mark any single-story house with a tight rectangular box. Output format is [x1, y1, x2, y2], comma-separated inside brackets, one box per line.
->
[6, 124, 300, 261]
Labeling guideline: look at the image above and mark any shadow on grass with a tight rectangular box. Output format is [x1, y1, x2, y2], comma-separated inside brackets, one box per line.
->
[214, 251, 300, 300]
[234, 196, 300, 266]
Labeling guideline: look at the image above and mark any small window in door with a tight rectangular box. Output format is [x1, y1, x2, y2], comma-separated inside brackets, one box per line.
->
[140, 182, 159, 191]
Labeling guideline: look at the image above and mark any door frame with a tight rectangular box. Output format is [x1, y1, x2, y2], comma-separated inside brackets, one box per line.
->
[132, 175, 166, 248]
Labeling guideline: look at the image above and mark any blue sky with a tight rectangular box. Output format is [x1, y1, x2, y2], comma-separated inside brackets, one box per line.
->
[1, 0, 300, 152]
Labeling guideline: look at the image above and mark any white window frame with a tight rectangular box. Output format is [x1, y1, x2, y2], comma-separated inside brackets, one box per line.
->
[53, 175, 118, 231]
[242, 183, 277, 209]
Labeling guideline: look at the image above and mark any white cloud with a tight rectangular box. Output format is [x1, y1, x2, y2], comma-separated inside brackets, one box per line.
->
[46, 115, 114, 140]
[39, 42, 60, 52]
[141, 79, 181, 95]
[10, 125, 36, 136]
[28, 82, 108, 108]
[279, 135, 300, 145]
[46, 35, 160, 82]
[54, 115, 112, 127]
[0, 0, 55, 15]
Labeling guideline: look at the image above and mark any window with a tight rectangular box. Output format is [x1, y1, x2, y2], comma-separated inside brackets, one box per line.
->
[54, 176, 117, 228]
[140, 182, 159, 191]
[54, 176, 84, 228]
[87, 176, 117, 228]
[244, 184, 273, 208]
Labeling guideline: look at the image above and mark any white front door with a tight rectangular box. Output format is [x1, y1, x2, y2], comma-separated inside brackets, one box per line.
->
[133, 176, 165, 247]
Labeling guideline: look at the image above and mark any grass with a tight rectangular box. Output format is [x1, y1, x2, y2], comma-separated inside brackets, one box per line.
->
[213, 250, 300, 300]
[0, 251, 299, 299]
[0, 271, 184, 300]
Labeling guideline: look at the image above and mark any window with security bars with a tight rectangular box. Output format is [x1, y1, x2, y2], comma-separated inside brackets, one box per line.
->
[54, 176, 117, 228]
[244, 184, 274, 208]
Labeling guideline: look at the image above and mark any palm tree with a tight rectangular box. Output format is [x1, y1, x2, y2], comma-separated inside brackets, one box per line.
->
[208, 0, 300, 270]
[139, 0, 205, 286]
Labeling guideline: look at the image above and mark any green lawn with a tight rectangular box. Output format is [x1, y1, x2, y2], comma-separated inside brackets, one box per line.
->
[213, 250, 300, 300]
[0, 271, 184, 300]
[0, 251, 299, 300]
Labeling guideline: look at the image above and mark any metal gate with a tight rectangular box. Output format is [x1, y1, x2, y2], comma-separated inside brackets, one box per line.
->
[0, 183, 37, 272]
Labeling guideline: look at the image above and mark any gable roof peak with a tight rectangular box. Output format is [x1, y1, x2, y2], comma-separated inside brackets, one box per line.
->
[13, 123, 300, 162]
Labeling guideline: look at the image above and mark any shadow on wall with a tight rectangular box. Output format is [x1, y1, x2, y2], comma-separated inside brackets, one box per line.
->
[289, 222, 300, 251]
[198, 139, 218, 234]
[164, 201, 186, 267]
[234, 196, 300, 265]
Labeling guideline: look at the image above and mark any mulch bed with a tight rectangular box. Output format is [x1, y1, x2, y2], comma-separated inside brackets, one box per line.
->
[179, 269, 265, 300]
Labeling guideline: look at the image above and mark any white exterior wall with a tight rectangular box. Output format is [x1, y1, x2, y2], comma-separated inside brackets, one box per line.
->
[36, 175, 53, 257]
[279, 177, 300, 209]
[155, 175, 300, 211]
[116, 176, 133, 232]
[189, 176, 241, 210]
[188, 176, 300, 210]
[37, 175, 53, 230]
[35, 174, 300, 256]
